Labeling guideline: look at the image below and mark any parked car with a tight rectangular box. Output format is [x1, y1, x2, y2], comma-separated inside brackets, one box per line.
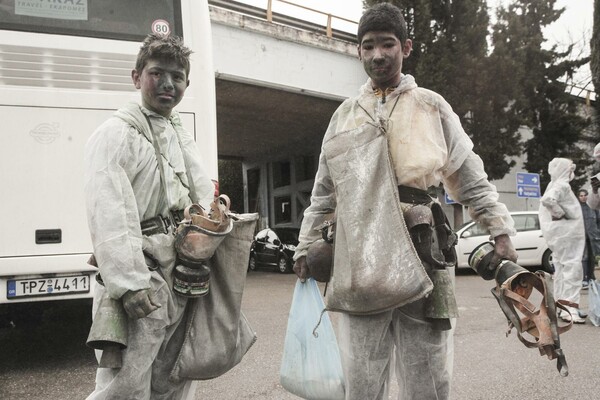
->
[455, 211, 553, 273]
[248, 227, 299, 273]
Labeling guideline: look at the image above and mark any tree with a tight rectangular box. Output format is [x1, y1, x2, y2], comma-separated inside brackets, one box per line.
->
[490, 0, 590, 191]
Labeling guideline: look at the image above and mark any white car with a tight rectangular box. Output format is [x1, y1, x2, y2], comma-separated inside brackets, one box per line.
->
[455, 211, 553, 272]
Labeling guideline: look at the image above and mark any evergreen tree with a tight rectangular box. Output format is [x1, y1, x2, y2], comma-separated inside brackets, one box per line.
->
[491, 0, 589, 190]
[447, 1, 522, 180]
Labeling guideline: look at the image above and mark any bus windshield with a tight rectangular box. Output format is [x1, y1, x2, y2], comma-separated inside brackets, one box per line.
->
[0, 0, 182, 41]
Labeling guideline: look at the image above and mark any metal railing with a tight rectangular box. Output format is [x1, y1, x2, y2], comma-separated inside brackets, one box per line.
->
[266, 0, 357, 38]
[208, 0, 359, 42]
[565, 82, 597, 103]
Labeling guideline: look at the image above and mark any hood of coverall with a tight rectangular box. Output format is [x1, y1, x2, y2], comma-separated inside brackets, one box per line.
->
[539, 157, 585, 267]
[548, 158, 575, 183]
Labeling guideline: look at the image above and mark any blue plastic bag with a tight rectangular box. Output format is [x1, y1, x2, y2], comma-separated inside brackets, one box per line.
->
[280, 278, 345, 400]
[588, 279, 600, 327]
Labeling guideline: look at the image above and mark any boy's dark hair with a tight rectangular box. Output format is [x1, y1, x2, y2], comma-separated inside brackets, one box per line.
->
[357, 3, 408, 44]
[135, 33, 192, 77]
[579, 189, 589, 195]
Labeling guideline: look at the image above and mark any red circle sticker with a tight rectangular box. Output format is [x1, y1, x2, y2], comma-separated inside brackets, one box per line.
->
[152, 19, 171, 36]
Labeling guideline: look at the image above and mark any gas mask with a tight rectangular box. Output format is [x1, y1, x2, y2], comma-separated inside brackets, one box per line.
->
[173, 195, 233, 297]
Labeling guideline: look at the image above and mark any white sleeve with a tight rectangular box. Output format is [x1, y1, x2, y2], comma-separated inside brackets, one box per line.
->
[540, 185, 566, 220]
[293, 108, 343, 260]
[84, 120, 152, 299]
[443, 153, 516, 238]
[439, 98, 515, 238]
[293, 144, 336, 260]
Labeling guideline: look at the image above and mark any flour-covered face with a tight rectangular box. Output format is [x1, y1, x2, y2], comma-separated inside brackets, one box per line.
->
[358, 31, 412, 90]
[132, 59, 189, 118]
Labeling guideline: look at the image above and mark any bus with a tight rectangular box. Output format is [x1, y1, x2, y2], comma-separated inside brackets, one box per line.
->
[0, 0, 218, 324]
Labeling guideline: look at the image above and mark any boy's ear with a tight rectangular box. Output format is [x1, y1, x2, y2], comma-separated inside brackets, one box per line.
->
[131, 69, 142, 89]
[357, 45, 362, 61]
[402, 39, 413, 58]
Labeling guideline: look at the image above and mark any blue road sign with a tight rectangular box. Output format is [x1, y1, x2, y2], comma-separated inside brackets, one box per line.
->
[516, 172, 541, 198]
[444, 192, 456, 204]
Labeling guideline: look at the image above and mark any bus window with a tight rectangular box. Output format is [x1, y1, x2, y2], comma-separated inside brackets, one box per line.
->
[0, 0, 183, 41]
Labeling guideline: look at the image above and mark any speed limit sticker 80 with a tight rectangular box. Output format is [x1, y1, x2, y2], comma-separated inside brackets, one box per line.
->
[152, 19, 171, 36]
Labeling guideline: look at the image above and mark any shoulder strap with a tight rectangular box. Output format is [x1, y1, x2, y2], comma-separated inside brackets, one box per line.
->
[171, 122, 198, 202]
[141, 113, 169, 201]
[115, 103, 198, 202]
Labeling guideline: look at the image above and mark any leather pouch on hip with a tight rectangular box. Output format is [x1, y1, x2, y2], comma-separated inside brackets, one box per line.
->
[403, 203, 458, 330]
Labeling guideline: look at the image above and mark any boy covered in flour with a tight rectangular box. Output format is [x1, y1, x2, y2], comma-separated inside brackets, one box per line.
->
[292, 3, 518, 399]
[84, 34, 214, 399]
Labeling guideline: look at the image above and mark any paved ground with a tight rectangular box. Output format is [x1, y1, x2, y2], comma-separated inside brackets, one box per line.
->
[1, 268, 599, 399]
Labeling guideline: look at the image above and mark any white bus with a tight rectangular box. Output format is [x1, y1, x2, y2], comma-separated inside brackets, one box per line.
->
[0, 0, 218, 324]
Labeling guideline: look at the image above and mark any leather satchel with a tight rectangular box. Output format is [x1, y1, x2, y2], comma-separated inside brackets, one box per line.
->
[169, 213, 259, 381]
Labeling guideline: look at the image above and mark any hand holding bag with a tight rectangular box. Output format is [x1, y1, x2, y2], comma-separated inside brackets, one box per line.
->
[280, 278, 345, 400]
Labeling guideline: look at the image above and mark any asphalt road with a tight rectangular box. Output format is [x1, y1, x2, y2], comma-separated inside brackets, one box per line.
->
[1, 268, 599, 400]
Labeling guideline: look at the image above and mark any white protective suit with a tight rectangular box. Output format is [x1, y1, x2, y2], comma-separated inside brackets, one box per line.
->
[295, 75, 515, 400]
[84, 103, 214, 400]
[539, 158, 585, 307]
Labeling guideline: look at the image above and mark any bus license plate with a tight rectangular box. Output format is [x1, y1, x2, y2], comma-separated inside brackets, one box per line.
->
[7, 275, 90, 299]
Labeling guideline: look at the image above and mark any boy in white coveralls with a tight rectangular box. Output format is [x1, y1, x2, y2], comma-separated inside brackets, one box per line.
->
[293, 4, 518, 399]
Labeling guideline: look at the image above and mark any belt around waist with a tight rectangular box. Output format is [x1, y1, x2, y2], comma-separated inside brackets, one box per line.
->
[140, 209, 185, 236]
[398, 185, 433, 205]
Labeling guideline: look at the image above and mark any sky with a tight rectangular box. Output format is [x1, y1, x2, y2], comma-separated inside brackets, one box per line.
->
[236, 0, 595, 92]
[235, 0, 593, 40]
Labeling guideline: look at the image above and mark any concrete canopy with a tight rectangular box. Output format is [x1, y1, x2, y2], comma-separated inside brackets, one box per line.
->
[215, 78, 343, 162]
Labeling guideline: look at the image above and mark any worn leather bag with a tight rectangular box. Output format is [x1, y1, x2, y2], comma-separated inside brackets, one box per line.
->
[169, 213, 258, 381]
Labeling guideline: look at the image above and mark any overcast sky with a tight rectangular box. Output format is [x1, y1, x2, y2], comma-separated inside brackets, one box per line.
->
[236, 0, 594, 90]
[236, 0, 592, 36]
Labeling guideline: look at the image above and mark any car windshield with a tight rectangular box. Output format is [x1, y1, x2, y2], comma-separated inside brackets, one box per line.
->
[273, 228, 299, 245]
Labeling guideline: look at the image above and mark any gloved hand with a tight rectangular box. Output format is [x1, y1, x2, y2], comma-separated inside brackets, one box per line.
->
[490, 234, 518, 267]
[306, 239, 334, 283]
[122, 289, 161, 319]
[293, 256, 310, 283]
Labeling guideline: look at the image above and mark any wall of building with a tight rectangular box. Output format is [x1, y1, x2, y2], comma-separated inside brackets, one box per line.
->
[210, 6, 367, 101]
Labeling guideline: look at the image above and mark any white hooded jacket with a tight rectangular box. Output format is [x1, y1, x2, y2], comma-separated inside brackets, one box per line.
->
[295, 75, 515, 313]
[84, 103, 214, 299]
[539, 158, 585, 266]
